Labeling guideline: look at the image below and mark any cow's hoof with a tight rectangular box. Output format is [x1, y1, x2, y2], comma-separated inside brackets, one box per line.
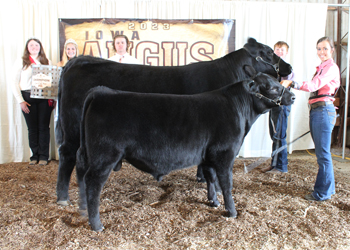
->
[209, 200, 220, 207]
[79, 209, 88, 217]
[57, 200, 71, 206]
[113, 161, 122, 172]
[197, 177, 206, 183]
[227, 210, 237, 218]
[91, 224, 104, 232]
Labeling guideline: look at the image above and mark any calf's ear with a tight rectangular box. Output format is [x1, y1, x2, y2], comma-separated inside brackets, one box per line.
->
[247, 80, 258, 93]
[243, 65, 256, 78]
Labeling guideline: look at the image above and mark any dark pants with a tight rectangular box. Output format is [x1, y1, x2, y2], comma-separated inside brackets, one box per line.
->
[269, 105, 291, 172]
[21, 91, 54, 161]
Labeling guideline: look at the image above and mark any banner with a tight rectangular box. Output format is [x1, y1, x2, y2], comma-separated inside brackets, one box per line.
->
[59, 18, 235, 66]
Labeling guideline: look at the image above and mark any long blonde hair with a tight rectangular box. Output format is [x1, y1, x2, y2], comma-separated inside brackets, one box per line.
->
[60, 39, 79, 66]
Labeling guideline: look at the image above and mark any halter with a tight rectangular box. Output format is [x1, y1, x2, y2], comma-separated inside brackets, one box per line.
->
[254, 85, 285, 106]
[256, 56, 281, 76]
[243, 47, 282, 76]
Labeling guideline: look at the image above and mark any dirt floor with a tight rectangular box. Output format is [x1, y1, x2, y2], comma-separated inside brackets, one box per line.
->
[1, 149, 349, 250]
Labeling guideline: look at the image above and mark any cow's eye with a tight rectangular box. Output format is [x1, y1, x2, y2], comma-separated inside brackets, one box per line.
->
[271, 87, 280, 93]
[266, 85, 278, 92]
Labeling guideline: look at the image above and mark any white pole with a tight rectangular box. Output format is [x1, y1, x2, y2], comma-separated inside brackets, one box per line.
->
[329, 4, 350, 159]
[343, 8, 350, 159]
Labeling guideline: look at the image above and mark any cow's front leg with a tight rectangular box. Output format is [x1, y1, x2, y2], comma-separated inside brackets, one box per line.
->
[216, 164, 237, 218]
[202, 165, 220, 207]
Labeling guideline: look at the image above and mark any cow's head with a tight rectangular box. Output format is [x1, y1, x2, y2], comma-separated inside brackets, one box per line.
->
[244, 65, 295, 113]
[243, 38, 292, 78]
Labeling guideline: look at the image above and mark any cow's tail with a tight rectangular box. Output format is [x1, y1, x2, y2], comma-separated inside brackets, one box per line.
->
[81, 87, 124, 173]
[55, 110, 63, 145]
[55, 73, 64, 145]
[79, 86, 102, 152]
[55, 58, 82, 146]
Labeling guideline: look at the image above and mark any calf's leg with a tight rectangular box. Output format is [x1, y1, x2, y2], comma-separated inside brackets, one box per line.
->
[76, 147, 88, 212]
[216, 165, 237, 218]
[196, 164, 206, 183]
[209, 150, 237, 218]
[85, 152, 123, 232]
[202, 165, 220, 207]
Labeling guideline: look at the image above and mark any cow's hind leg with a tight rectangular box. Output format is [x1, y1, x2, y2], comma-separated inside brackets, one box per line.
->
[85, 156, 122, 232]
[76, 147, 88, 214]
[113, 160, 122, 172]
[56, 142, 79, 206]
[202, 165, 220, 207]
[196, 164, 206, 183]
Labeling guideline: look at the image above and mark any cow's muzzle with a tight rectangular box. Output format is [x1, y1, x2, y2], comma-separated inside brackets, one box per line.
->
[255, 86, 286, 106]
[255, 86, 295, 106]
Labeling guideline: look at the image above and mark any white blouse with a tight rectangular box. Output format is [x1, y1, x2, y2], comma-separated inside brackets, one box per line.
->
[11, 58, 51, 103]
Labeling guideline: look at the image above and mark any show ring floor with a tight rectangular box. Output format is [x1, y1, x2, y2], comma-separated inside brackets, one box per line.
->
[0, 148, 349, 249]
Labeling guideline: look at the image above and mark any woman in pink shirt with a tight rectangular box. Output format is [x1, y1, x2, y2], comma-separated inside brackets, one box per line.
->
[282, 37, 340, 201]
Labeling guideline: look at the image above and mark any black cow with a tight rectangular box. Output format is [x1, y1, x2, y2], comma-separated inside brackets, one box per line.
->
[56, 38, 292, 206]
[76, 70, 295, 231]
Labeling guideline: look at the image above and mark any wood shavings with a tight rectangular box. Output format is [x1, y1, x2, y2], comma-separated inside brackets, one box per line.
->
[0, 152, 349, 249]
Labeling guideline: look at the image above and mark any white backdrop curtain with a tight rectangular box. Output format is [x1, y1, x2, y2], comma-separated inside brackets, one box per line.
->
[0, 0, 328, 163]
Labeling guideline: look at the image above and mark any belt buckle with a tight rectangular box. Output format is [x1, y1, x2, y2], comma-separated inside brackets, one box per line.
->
[311, 101, 325, 110]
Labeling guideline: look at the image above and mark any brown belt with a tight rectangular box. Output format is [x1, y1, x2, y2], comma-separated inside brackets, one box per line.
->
[309, 101, 333, 110]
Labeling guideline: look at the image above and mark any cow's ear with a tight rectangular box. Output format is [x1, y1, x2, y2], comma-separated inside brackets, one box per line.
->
[243, 65, 256, 78]
[247, 80, 258, 93]
[248, 38, 257, 45]
[244, 38, 258, 57]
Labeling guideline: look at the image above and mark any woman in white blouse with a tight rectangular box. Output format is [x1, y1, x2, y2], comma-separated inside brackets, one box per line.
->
[11, 38, 53, 166]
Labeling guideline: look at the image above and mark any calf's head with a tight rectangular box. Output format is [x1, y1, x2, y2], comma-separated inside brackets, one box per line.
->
[245, 70, 295, 112]
[243, 38, 292, 78]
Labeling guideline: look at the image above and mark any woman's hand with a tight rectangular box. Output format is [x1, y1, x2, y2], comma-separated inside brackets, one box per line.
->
[20, 101, 31, 114]
[281, 80, 293, 88]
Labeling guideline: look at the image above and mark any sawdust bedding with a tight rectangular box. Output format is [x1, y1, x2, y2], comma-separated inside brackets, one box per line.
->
[0, 155, 349, 249]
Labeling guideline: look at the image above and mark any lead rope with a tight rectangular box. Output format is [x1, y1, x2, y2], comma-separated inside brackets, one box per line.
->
[271, 130, 311, 157]
[270, 116, 277, 135]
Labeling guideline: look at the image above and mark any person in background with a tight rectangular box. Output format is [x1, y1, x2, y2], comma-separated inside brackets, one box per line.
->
[265, 41, 295, 174]
[11, 38, 54, 166]
[281, 36, 340, 201]
[108, 34, 141, 64]
[57, 38, 79, 67]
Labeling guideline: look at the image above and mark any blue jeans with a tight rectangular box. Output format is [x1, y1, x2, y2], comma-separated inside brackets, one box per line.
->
[309, 103, 336, 201]
[269, 105, 291, 172]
